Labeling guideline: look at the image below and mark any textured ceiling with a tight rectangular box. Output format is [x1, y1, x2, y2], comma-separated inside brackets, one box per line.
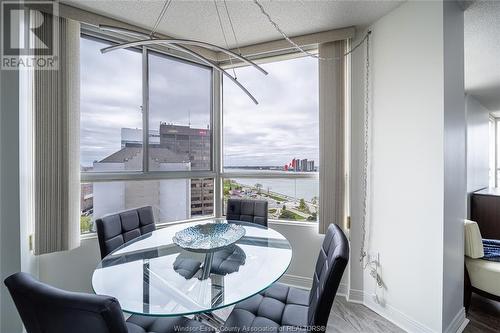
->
[465, 1, 500, 112]
[64, 0, 402, 48]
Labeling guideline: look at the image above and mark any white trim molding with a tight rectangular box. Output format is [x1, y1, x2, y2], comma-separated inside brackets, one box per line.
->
[345, 288, 467, 333]
[363, 293, 435, 333]
[279, 274, 313, 290]
[445, 308, 468, 333]
[346, 288, 364, 304]
[279, 274, 349, 299]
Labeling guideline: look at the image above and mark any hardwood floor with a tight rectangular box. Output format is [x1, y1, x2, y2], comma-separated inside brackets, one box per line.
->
[215, 296, 404, 333]
[216, 293, 500, 333]
[327, 296, 404, 333]
[464, 293, 500, 333]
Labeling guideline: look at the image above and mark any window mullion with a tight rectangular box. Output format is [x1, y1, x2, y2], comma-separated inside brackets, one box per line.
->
[142, 46, 149, 173]
[213, 71, 223, 218]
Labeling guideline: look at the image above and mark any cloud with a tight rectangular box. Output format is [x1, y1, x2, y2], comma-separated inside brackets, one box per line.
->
[223, 56, 319, 167]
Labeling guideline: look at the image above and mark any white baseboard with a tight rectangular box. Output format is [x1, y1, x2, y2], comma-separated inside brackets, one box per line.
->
[346, 288, 364, 304]
[360, 290, 468, 333]
[455, 318, 469, 333]
[279, 274, 313, 289]
[279, 274, 348, 298]
[362, 293, 435, 333]
[337, 283, 348, 297]
[445, 308, 468, 333]
[280, 279, 468, 333]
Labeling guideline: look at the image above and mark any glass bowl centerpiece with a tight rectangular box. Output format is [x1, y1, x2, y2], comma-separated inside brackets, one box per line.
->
[173, 222, 245, 252]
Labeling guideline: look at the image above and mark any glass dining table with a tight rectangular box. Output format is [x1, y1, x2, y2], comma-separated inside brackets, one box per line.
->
[92, 218, 293, 321]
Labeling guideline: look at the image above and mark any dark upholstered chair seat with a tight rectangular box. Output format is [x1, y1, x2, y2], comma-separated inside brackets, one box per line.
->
[223, 224, 349, 333]
[227, 199, 268, 227]
[4, 272, 213, 333]
[211, 245, 246, 275]
[224, 283, 309, 332]
[126, 314, 210, 333]
[173, 256, 203, 279]
[173, 245, 246, 279]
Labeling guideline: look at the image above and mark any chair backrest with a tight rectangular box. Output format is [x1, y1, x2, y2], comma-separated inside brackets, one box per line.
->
[308, 223, 349, 329]
[4, 272, 127, 333]
[96, 206, 156, 259]
[464, 219, 484, 259]
[226, 199, 268, 227]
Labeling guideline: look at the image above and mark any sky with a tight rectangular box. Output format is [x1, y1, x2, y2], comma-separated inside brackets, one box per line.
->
[223, 56, 319, 167]
[80, 36, 319, 168]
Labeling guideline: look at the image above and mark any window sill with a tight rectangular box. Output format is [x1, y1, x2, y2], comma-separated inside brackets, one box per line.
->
[268, 219, 318, 227]
[80, 217, 318, 240]
[80, 232, 98, 241]
[80, 216, 216, 240]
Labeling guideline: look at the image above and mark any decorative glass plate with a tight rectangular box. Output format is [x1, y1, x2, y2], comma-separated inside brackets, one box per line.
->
[173, 223, 246, 252]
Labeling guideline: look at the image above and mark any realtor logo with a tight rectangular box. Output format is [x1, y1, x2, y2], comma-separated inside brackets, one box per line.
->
[1, 1, 59, 70]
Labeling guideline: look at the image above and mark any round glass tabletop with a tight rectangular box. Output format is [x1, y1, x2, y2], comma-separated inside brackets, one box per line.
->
[92, 219, 292, 317]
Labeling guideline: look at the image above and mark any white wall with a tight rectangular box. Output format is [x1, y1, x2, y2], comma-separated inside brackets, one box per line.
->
[350, 1, 466, 332]
[465, 95, 490, 198]
[39, 237, 101, 292]
[272, 222, 324, 288]
[0, 38, 23, 333]
[365, 2, 444, 331]
[442, 2, 466, 331]
[442, 1, 467, 332]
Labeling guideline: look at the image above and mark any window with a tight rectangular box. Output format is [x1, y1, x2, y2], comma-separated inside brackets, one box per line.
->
[80, 30, 320, 233]
[80, 34, 214, 233]
[80, 37, 142, 172]
[80, 179, 214, 233]
[148, 52, 212, 172]
[223, 178, 318, 222]
[222, 56, 319, 222]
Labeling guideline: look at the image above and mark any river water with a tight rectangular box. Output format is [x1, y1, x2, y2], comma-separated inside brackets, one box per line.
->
[224, 169, 319, 202]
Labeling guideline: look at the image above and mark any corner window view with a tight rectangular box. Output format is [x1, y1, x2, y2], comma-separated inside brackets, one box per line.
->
[223, 57, 319, 222]
[80, 36, 319, 233]
[80, 36, 213, 233]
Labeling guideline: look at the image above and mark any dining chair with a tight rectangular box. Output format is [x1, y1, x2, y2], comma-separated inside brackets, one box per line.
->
[226, 198, 268, 227]
[4, 272, 213, 333]
[96, 206, 156, 259]
[222, 223, 349, 332]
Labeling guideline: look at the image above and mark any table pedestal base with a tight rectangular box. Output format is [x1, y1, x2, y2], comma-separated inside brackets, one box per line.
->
[201, 252, 214, 280]
[194, 312, 225, 331]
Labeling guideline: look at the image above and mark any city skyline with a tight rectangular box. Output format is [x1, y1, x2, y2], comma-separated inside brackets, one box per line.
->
[81, 123, 319, 170]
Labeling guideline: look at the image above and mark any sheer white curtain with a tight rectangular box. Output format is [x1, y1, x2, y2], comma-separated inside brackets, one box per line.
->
[33, 15, 80, 254]
[318, 40, 347, 234]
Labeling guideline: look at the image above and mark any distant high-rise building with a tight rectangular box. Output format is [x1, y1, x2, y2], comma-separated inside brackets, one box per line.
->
[159, 123, 210, 170]
[120, 128, 160, 147]
[287, 157, 315, 172]
[300, 159, 308, 172]
[307, 160, 315, 172]
[92, 124, 213, 221]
